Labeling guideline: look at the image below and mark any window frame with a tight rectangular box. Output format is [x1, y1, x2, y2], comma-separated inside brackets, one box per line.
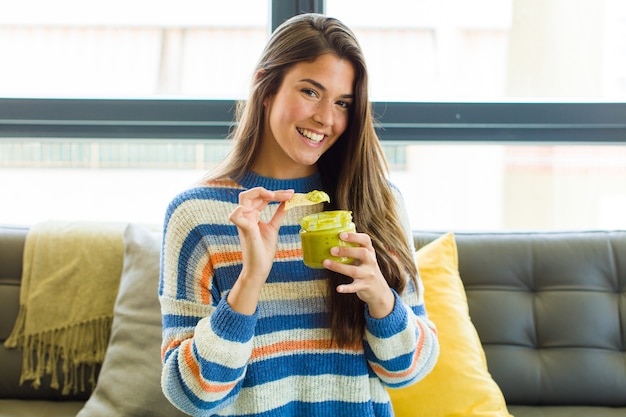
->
[1, 98, 625, 143]
[0, 0, 625, 144]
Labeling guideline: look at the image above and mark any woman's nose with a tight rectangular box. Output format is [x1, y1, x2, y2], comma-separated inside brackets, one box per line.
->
[313, 101, 333, 126]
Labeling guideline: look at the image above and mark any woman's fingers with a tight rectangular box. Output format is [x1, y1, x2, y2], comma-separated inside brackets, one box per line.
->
[230, 187, 294, 234]
[330, 232, 376, 265]
[238, 187, 294, 203]
[228, 205, 257, 229]
[268, 201, 289, 231]
[238, 187, 294, 210]
[238, 187, 272, 210]
[322, 231, 389, 295]
[274, 189, 295, 200]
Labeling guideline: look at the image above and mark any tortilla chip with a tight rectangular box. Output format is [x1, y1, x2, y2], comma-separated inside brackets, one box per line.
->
[285, 190, 330, 210]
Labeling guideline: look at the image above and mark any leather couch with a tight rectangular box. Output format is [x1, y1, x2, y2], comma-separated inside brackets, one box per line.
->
[414, 230, 626, 417]
[1, 224, 625, 416]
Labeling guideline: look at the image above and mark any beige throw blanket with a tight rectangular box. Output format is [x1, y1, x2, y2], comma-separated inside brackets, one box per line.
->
[4, 221, 125, 394]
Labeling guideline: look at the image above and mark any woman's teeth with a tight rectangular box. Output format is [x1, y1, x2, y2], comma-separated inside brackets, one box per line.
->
[298, 128, 324, 143]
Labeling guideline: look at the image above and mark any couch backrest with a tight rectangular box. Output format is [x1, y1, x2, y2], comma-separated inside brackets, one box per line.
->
[414, 230, 626, 406]
[4, 225, 626, 405]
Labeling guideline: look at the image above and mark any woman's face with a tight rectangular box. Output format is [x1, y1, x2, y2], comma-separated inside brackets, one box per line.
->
[255, 53, 355, 179]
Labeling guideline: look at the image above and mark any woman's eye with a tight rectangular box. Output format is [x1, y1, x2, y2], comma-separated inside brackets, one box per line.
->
[336, 100, 351, 109]
[302, 88, 318, 97]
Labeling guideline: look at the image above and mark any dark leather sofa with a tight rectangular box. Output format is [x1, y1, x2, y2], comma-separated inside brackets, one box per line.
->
[1, 225, 625, 416]
[414, 230, 626, 417]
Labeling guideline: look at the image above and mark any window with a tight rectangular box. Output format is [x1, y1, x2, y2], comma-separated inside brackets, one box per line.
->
[326, 0, 626, 101]
[1, 0, 625, 231]
[326, 0, 626, 231]
[0, 0, 269, 98]
[0, 138, 233, 225]
[395, 143, 626, 231]
[0, 0, 271, 224]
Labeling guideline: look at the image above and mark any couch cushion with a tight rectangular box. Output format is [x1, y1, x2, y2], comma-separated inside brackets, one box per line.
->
[0, 225, 26, 346]
[508, 405, 626, 417]
[414, 231, 626, 407]
[76, 223, 187, 417]
[0, 399, 84, 417]
[389, 233, 511, 416]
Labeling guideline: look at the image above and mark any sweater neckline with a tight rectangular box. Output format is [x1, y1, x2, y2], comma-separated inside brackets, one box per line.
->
[239, 171, 323, 193]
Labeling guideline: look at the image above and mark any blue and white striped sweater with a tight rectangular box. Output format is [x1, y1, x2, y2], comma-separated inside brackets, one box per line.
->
[159, 171, 439, 416]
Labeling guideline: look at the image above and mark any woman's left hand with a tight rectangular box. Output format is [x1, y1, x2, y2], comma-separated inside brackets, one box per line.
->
[323, 232, 395, 318]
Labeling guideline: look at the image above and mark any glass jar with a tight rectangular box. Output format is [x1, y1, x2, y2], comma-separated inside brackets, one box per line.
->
[299, 210, 357, 269]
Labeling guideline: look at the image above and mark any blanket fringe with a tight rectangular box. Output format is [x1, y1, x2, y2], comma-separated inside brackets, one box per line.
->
[4, 310, 112, 395]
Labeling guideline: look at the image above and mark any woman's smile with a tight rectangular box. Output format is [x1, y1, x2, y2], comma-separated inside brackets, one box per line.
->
[297, 127, 326, 145]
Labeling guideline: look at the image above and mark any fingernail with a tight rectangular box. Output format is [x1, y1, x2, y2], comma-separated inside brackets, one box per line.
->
[330, 247, 339, 255]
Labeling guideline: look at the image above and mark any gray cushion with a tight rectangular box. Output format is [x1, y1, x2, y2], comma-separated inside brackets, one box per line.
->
[0, 399, 84, 417]
[508, 405, 626, 417]
[76, 223, 187, 417]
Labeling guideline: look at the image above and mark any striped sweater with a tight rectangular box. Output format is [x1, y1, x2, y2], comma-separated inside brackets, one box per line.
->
[159, 171, 439, 417]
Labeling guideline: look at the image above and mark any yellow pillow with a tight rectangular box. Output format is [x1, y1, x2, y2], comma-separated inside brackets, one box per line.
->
[388, 233, 512, 417]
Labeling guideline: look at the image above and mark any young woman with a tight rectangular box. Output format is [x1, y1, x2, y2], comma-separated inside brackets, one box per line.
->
[159, 13, 439, 417]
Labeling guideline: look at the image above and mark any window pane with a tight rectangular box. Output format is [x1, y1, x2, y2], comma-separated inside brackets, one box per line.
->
[326, 0, 626, 101]
[0, 138, 231, 225]
[2, 2, 625, 231]
[392, 144, 626, 231]
[2, 140, 626, 231]
[0, 0, 269, 98]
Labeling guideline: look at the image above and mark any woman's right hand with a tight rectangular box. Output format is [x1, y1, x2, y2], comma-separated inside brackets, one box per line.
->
[227, 187, 294, 314]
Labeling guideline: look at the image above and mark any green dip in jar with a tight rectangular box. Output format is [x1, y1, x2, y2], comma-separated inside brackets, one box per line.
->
[299, 210, 357, 269]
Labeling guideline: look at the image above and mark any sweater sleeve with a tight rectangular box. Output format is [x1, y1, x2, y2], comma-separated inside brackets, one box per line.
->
[158, 190, 255, 416]
[364, 280, 439, 388]
[362, 186, 440, 388]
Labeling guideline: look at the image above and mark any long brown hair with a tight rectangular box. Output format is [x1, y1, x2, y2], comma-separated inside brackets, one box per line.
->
[206, 13, 417, 346]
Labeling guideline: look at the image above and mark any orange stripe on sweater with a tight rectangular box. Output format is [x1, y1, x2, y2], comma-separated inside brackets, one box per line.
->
[209, 249, 302, 267]
[275, 248, 302, 259]
[202, 179, 241, 188]
[210, 251, 243, 265]
[200, 260, 214, 304]
[251, 339, 361, 360]
[369, 320, 427, 379]
[182, 341, 238, 394]
[198, 248, 302, 304]
[162, 339, 182, 361]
